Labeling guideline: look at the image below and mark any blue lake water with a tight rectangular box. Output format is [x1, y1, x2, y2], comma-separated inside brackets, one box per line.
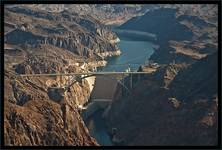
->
[101, 37, 154, 72]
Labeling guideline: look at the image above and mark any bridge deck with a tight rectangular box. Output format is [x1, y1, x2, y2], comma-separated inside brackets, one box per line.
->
[18, 72, 150, 77]
[92, 99, 112, 102]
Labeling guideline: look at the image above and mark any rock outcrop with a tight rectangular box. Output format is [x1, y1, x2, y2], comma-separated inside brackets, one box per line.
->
[20, 4, 148, 26]
[107, 52, 218, 146]
[4, 43, 99, 146]
[106, 5, 218, 146]
[119, 5, 218, 64]
[3, 5, 124, 146]
[5, 6, 120, 60]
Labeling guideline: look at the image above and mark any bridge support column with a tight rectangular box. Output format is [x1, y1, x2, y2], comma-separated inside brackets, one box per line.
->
[122, 75, 125, 96]
[138, 74, 140, 82]
[130, 73, 133, 89]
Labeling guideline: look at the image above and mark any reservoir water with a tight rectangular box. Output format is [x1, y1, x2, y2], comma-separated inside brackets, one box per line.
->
[85, 35, 155, 146]
[101, 36, 154, 72]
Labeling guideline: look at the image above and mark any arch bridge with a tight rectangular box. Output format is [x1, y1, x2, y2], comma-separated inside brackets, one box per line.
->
[18, 71, 148, 90]
[18, 71, 149, 119]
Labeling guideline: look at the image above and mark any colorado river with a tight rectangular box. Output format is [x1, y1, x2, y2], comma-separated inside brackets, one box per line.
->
[85, 35, 155, 146]
[101, 36, 155, 72]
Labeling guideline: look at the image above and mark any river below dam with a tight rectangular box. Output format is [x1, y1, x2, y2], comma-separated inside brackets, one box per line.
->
[85, 35, 155, 146]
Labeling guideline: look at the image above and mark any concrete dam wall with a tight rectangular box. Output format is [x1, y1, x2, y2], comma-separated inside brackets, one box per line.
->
[82, 75, 120, 120]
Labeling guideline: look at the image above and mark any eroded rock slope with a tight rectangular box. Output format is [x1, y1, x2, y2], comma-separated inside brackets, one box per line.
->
[4, 5, 121, 146]
[106, 5, 218, 146]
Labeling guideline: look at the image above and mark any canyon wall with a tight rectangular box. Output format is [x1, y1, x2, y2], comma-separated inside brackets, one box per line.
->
[119, 5, 218, 64]
[106, 5, 218, 146]
[4, 5, 123, 146]
[107, 52, 218, 146]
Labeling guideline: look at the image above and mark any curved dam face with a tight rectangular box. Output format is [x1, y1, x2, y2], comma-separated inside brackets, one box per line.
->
[90, 75, 119, 100]
[82, 75, 119, 120]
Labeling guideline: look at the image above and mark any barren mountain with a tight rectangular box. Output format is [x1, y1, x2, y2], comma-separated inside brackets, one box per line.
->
[4, 5, 122, 146]
[107, 52, 218, 146]
[8, 4, 148, 26]
[119, 5, 218, 64]
[5, 5, 121, 59]
[106, 4, 218, 146]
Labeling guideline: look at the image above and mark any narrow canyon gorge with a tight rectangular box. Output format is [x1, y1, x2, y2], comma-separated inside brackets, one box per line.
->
[3, 4, 218, 146]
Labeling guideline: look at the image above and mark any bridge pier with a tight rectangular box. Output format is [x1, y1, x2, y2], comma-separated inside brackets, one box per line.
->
[130, 73, 133, 89]
[138, 74, 140, 82]
[121, 77, 124, 97]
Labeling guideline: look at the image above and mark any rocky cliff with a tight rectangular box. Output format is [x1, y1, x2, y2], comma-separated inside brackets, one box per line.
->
[3, 5, 123, 146]
[107, 52, 218, 146]
[119, 5, 218, 64]
[5, 5, 120, 60]
[4, 44, 99, 146]
[21, 4, 148, 26]
[106, 5, 218, 146]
